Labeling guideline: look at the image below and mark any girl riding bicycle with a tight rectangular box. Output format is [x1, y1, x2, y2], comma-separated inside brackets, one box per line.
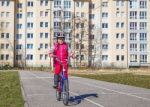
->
[49, 33, 75, 88]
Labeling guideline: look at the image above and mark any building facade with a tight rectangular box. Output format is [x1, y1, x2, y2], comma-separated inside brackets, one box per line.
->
[0, 0, 150, 68]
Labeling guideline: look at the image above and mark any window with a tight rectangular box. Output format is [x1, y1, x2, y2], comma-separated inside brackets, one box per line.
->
[89, 3, 95, 9]
[64, 11, 71, 18]
[81, 55, 84, 60]
[44, 54, 47, 60]
[27, 12, 33, 17]
[130, 22, 137, 30]
[64, 22, 71, 30]
[89, 14, 95, 19]
[102, 34, 108, 40]
[102, 44, 108, 50]
[76, 44, 79, 49]
[130, 44, 137, 51]
[27, 54, 33, 60]
[1, 22, 4, 28]
[16, 55, 22, 60]
[6, 12, 10, 17]
[76, 1, 79, 7]
[6, 54, 9, 60]
[130, 33, 137, 40]
[121, 33, 124, 39]
[6, 1, 9, 6]
[102, 55, 108, 61]
[116, 33, 119, 38]
[102, 23, 108, 28]
[130, 54, 137, 62]
[16, 34, 22, 39]
[28, 1, 33, 7]
[102, 12, 108, 18]
[45, 22, 48, 27]
[45, 44, 48, 49]
[116, 22, 124, 28]
[140, 55, 147, 63]
[89, 24, 95, 29]
[40, 33, 43, 38]
[27, 22, 33, 29]
[54, 11, 61, 18]
[1, 33, 4, 38]
[0, 44, 4, 49]
[102, 2, 108, 7]
[17, 13, 22, 19]
[40, 43, 43, 49]
[116, 22, 119, 28]
[121, 22, 124, 28]
[121, 55, 124, 61]
[40, 22, 44, 27]
[27, 33, 33, 39]
[64, 1, 71, 8]
[140, 22, 147, 30]
[116, 55, 119, 61]
[1, 12, 4, 17]
[40, 11, 44, 17]
[6, 33, 9, 38]
[121, 44, 124, 49]
[16, 24, 22, 29]
[45, 11, 48, 17]
[140, 1, 147, 8]
[81, 12, 84, 17]
[116, 44, 119, 49]
[6, 22, 10, 28]
[130, 11, 137, 19]
[17, 3, 22, 8]
[45, 33, 48, 38]
[16, 44, 22, 49]
[90, 45, 94, 50]
[116, 0, 124, 7]
[90, 35, 94, 39]
[0, 54, 4, 60]
[27, 44, 33, 49]
[140, 33, 147, 41]
[140, 44, 147, 52]
[140, 11, 147, 19]
[54, 0, 61, 8]
[40, 54, 43, 60]
[130, 0, 138, 8]
[6, 44, 9, 49]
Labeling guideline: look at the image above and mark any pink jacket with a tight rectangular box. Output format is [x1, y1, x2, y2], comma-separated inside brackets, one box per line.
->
[53, 42, 69, 66]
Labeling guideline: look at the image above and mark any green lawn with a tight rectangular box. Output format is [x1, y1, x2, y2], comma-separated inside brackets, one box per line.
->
[0, 71, 24, 107]
[72, 73, 150, 89]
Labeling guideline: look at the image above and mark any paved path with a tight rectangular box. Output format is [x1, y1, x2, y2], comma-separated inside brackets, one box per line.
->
[19, 71, 150, 107]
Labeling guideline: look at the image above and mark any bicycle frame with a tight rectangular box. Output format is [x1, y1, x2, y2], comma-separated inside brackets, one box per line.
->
[57, 69, 68, 93]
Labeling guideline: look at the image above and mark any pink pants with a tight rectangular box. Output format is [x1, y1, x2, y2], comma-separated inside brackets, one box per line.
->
[54, 63, 68, 78]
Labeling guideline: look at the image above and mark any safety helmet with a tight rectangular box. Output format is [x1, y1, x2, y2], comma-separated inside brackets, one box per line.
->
[57, 33, 65, 38]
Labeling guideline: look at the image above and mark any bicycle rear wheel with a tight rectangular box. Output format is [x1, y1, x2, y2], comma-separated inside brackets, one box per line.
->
[62, 79, 69, 105]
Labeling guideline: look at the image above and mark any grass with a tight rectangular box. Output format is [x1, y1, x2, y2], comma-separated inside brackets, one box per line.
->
[0, 71, 24, 107]
[72, 73, 150, 89]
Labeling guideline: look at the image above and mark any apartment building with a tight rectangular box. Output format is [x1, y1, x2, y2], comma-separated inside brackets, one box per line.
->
[14, 0, 53, 67]
[0, 0, 15, 66]
[0, 0, 150, 68]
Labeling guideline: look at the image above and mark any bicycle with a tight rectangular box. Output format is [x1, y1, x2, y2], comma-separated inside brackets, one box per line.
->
[53, 57, 69, 105]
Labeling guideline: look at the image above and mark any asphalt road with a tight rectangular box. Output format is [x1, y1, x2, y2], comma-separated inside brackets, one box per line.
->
[19, 71, 150, 107]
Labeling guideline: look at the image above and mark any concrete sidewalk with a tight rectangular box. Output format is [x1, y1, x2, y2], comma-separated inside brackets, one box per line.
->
[19, 71, 150, 107]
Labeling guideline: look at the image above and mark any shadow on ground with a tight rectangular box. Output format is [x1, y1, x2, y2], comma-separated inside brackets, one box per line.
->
[68, 93, 98, 106]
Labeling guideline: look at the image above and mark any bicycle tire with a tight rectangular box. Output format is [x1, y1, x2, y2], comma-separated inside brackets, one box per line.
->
[62, 80, 69, 105]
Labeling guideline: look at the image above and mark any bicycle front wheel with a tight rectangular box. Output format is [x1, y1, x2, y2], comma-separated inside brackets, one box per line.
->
[62, 79, 69, 105]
